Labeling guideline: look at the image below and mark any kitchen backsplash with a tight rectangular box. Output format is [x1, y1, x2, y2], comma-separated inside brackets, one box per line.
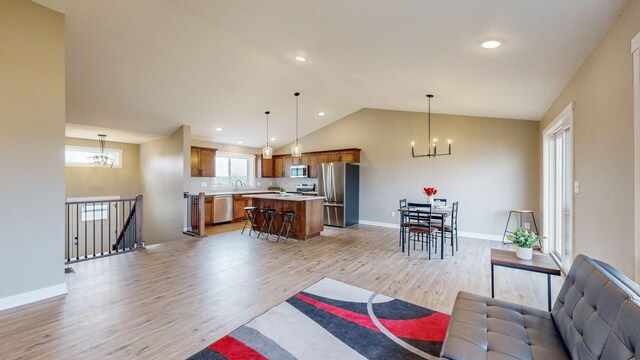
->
[189, 177, 318, 194]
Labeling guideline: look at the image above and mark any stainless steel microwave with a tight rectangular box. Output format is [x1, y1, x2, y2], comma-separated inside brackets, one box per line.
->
[290, 165, 309, 178]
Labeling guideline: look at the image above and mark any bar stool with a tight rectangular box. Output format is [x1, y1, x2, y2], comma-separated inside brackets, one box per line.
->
[241, 206, 259, 236]
[277, 210, 297, 243]
[258, 208, 277, 240]
[502, 209, 539, 244]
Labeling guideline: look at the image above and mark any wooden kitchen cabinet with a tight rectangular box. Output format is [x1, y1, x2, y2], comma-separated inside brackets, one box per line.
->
[307, 154, 318, 178]
[340, 150, 360, 163]
[191, 195, 214, 227]
[260, 155, 274, 178]
[327, 152, 341, 162]
[191, 147, 217, 177]
[317, 153, 328, 163]
[205, 196, 214, 226]
[274, 156, 284, 178]
[283, 156, 292, 177]
[232, 194, 253, 222]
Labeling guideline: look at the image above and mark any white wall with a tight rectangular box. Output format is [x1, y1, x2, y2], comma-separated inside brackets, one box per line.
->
[140, 126, 191, 244]
[0, 0, 67, 310]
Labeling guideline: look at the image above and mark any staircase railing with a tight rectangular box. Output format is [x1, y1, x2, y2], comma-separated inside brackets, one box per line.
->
[65, 195, 143, 264]
[184, 192, 205, 237]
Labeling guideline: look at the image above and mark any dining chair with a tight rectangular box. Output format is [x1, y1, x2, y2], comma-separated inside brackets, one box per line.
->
[407, 203, 437, 257]
[434, 198, 448, 206]
[432, 201, 459, 255]
[399, 198, 408, 247]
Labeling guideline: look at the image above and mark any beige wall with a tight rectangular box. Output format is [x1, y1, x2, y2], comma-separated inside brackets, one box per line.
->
[0, 0, 66, 306]
[540, 0, 640, 279]
[277, 108, 540, 237]
[65, 137, 140, 199]
[191, 139, 261, 155]
[140, 126, 191, 244]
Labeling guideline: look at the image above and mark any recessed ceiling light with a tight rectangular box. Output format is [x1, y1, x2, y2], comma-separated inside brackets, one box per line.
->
[295, 55, 307, 62]
[318, 112, 325, 116]
[482, 40, 501, 49]
[237, 140, 243, 144]
[270, 137, 276, 141]
[215, 127, 222, 131]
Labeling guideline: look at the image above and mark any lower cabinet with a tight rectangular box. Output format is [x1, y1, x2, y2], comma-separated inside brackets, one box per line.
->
[205, 196, 213, 226]
[232, 194, 252, 222]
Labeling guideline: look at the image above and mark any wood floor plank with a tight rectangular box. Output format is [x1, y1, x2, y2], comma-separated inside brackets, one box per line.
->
[0, 225, 562, 359]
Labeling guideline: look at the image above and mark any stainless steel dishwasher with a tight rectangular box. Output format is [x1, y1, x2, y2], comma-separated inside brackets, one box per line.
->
[213, 195, 233, 224]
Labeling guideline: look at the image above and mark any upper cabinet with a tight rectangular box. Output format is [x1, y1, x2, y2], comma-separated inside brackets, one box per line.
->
[191, 146, 217, 177]
[339, 149, 360, 163]
[260, 155, 274, 178]
[256, 148, 360, 178]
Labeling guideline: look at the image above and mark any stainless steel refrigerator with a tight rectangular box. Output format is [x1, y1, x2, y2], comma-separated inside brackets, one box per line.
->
[318, 162, 359, 227]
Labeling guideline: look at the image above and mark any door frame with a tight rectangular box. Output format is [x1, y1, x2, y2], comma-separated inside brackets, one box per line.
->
[542, 102, 574, 272]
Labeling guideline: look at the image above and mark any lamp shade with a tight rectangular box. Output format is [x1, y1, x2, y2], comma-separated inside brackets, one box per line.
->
[291, 142, 303, 158]
[262, 145, 273, 159]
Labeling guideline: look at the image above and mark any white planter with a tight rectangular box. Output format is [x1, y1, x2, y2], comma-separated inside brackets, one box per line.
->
[426, 195, 434, 205]
[516, 246, 533, 260]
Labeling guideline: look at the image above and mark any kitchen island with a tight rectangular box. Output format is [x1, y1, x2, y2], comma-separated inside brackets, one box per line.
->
[242, 194, 325, 240]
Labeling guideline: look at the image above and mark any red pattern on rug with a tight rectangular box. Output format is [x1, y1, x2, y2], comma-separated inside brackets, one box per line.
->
[295, 293, 449, 341]
[209, 335, 267, 360]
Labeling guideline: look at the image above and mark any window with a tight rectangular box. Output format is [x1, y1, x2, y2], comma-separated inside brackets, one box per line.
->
[65, 145, 123, 168]
[213, 152, 255, 188]
[81, 203, 109, 221]
[543, 103, 573, 272]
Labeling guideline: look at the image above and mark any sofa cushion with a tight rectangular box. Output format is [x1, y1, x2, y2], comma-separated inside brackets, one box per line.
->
[441, 291, 569, 359]
[552, 254, 640, 359]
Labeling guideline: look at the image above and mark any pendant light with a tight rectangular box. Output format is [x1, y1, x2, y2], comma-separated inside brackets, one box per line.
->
[411, 94, 452, 158]
[291, 92, 303, 158]
[262, 111, 273, 159]
[88, 134, 115, 167]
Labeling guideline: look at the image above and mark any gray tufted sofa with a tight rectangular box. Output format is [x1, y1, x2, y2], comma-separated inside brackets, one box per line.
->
[440, 254, 640, 359]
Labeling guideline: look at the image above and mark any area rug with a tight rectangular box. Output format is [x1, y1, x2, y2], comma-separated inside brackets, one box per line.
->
[188, 278, 450, 359]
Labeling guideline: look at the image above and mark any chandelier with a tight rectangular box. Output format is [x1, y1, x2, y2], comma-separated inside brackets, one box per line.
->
[88, 134, 115, 167]
[411, 94, 452, 158]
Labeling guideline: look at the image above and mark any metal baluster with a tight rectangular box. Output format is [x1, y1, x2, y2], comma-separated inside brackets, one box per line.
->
[84, 204, 87, 259]
[66, 204, 70, 263]
[76, 204, 79, 261]
[109, 201, 112, 254]
[115, 202, 118, 252]
[101, 201, 104, 255]
[121, 201, 125, 251]
[92, 202, 96, 258]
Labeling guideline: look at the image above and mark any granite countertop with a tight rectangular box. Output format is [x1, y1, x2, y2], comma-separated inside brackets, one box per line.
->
[242, 193, 326, 202]
[203, 190, 279, 196]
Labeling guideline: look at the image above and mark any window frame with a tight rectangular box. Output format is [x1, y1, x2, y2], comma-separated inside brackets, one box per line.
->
[65, 145, 123, 168]
[212, 152, 256, 190]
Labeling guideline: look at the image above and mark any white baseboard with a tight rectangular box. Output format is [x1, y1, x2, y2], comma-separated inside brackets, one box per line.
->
[358, 220, 503, 242]
[0, 283, 68, 312]
[457, 231, 503, 242]
[359, 220, 400, 229]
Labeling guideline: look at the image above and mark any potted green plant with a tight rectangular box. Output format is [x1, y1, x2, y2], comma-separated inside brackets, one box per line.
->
[507, 228, 544, 260]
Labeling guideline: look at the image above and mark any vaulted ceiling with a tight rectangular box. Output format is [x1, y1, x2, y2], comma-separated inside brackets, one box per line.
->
[36, 0, 629, 146]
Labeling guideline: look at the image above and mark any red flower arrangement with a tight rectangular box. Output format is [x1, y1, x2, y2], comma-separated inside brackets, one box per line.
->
[423, 187, 438, 196]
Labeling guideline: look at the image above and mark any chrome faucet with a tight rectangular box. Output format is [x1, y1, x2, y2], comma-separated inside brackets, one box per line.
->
[234, 180, 244, 191]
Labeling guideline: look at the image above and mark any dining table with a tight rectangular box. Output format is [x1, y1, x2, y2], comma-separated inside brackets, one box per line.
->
[397, 205, 452, 259]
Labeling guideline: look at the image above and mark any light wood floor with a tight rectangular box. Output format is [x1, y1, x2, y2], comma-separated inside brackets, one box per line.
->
[0, 225, 562, 359]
